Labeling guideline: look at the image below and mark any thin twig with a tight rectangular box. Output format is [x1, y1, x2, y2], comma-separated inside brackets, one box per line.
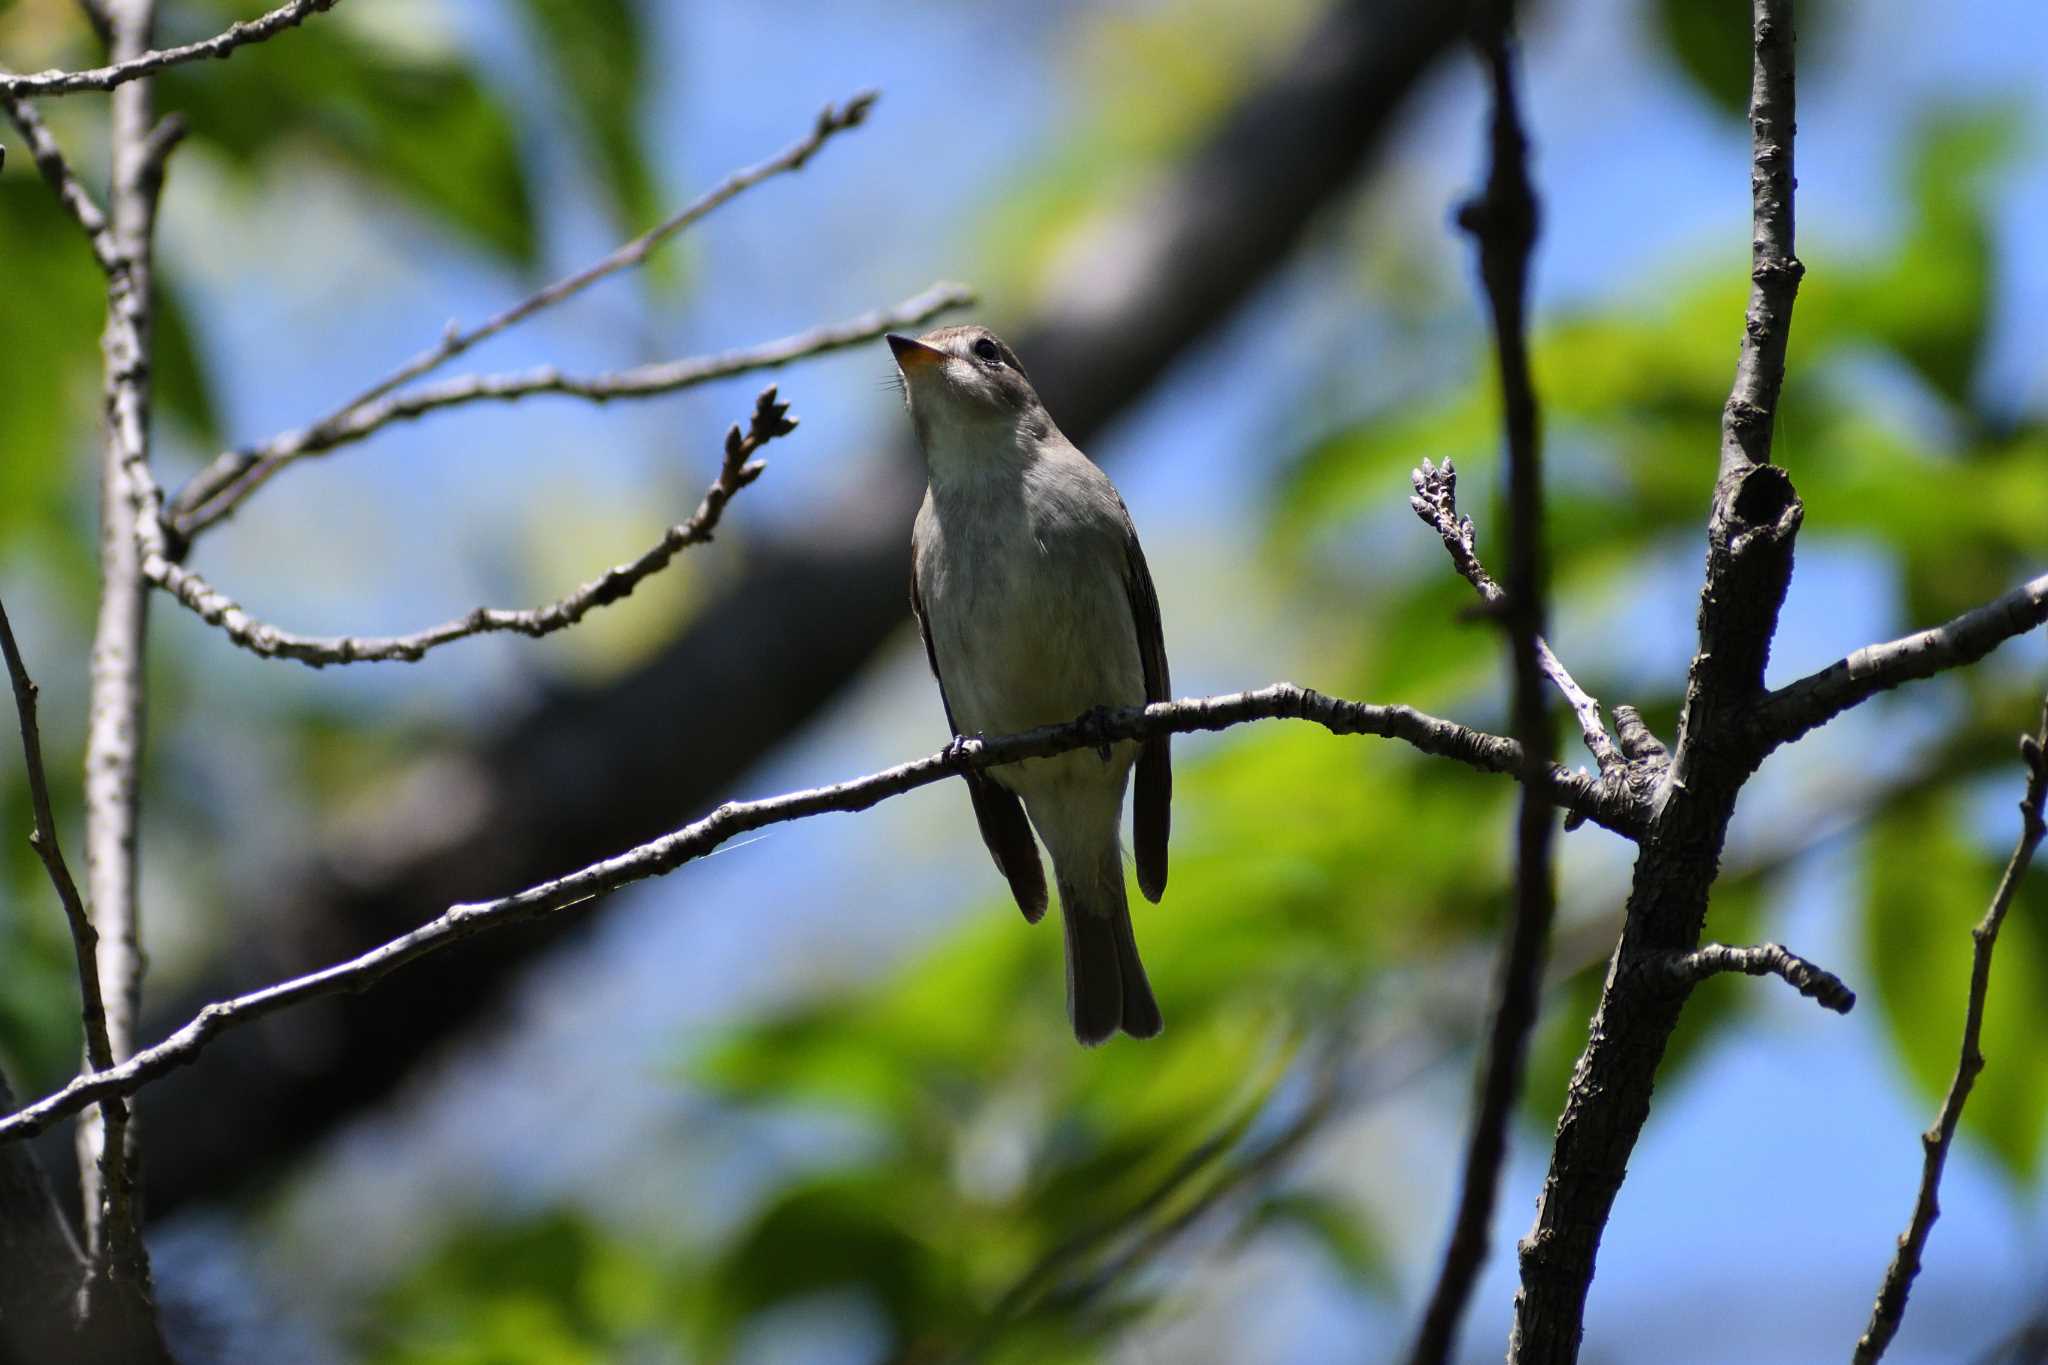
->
[0, 0, 339, 97]
[1750, 572, 2048, 754]
[1407, 11, 1555, 1365]
[1853, 698, 2048, 1363]
[165, 280, 972, 540]
[170, 91, 881, 541]
[1658, 941, 1855, 1014]
[147, 388, 795, 666]
[0, 681, 1647, 1149]
[1409, 456, 1624, 778]
[0, 93, 117, 267]
[0, 599, 122, 1087]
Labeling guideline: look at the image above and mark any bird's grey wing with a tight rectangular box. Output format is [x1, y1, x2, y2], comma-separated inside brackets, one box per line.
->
[1121, 513, 1172, 903]
[910, 567, 1049, 923]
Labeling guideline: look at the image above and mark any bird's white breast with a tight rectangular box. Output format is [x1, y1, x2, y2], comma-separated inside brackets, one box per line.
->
[914, 450, 1145, 748]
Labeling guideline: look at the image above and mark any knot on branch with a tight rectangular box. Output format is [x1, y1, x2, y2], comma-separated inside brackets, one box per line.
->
[1731, 461, 1797, 530]
[1752, 255, 1804, 287]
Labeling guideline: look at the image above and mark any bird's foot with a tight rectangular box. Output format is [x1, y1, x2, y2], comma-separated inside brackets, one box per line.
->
[944, 732, 981, 766]
[1080, 705, 1116, 762]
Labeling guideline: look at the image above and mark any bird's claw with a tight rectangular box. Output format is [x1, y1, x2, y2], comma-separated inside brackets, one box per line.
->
[1080, 705, 1116, 762]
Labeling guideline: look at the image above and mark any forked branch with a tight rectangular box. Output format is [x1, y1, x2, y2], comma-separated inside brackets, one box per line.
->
[144, 389, 795, 665]
[164, 282, 971, 541]
[1410, 456, 1624, 779]
[170, 92, 884, 539]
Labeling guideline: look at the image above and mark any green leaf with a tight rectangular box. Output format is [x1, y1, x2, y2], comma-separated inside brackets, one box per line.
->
[1864, 791, 2048, 1181]
[512, 0, 659, 234]
[161, 16, 537, 264]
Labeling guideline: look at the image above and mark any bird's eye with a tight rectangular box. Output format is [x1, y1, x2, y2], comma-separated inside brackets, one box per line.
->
[972, 337, 1001, 363]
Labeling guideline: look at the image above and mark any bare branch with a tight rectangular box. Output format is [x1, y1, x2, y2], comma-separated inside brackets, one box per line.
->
[166, 281, 972, 540]
[169, 91, 881, 542]
[0, 93, 117, 267]
[0, 597, 122, 1095]
[1750, 573, 2048, 753]
[1513, 4, 1805, 1360]
[0, 682, 1645, 1148]
[1409, 456, 1624, 779]
[1658, 941, 1855, 1014]
[1854, 700, 2048, 1363]
[147, 389, 794, 666]
[1409, 13, 1558, 1364]
[50, 2, 175, 1347]
[0, 0, 339, 97]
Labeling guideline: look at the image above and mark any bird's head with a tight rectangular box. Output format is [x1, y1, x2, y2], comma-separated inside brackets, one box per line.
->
[887, 325, 1048, 460]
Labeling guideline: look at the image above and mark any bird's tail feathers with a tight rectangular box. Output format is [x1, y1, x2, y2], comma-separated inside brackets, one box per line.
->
[1055, 845, 1162, 1046]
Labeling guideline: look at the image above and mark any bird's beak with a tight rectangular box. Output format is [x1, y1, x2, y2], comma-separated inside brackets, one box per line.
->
[887, 333, 946, 376]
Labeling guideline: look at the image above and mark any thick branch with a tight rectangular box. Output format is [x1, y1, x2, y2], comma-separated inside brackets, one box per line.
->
[165, 283, 969, 540]
[1658, 941, 1855, 1014]
[169, 91, 880, 540]
[1750, 573, 2048, 753]
[0, 682, 1644, 1147]
[1854, 701, 2048, 1363]
[61, 0, 172, 1351]
[146, 389, 794, 667]
[1512, 5, 1804, 1361]
[1409, 15, 1556, 1364]
[0, 0, 338, 96]
[1409, 456, 1623, 779]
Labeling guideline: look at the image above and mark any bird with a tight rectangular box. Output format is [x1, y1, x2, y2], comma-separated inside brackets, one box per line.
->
[888, 324, 1171, 1045]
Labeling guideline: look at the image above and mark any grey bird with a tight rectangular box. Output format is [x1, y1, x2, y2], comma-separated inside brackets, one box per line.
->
[888, 324, 1170, 1045]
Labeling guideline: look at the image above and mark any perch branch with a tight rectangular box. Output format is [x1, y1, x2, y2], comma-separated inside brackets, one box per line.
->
[0, 682, 1647, 1148]
[0, 0, 338, 97]
[1853, 698, 2048, 1363]
[146, 388, 794, 666]
[170, 91, 881, 540]
[1409, 12, 1558, 1365]
[166, 281, 971, 540]
[1657, 941, 1855, 1014]
[1409, 456, 1623, 779]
